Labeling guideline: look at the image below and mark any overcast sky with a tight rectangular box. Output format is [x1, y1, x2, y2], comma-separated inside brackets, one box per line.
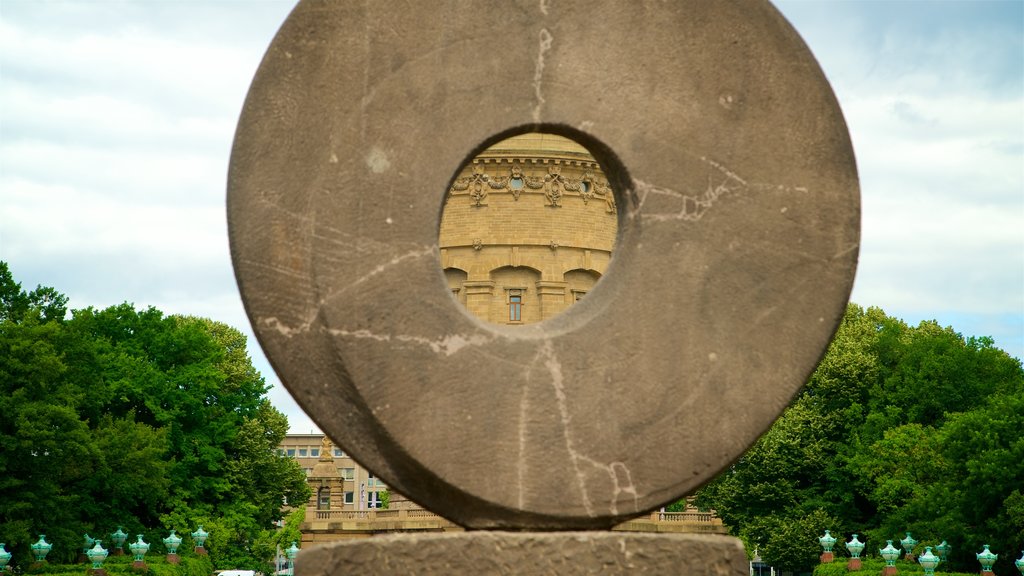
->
[2, 1, 1021, 435]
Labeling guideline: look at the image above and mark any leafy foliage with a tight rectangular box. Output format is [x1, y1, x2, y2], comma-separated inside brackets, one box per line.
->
[0, 263, 310, 570]
[697, 304, 1024, 574]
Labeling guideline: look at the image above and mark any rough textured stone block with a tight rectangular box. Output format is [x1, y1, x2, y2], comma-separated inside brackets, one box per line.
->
[297, 532, 748, 576]
[229, 0, 859, 529]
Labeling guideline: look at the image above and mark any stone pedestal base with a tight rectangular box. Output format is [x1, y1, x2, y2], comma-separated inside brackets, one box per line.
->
[195, 547, 207, 556]
[821, 552, 834, 563]
[847, 557, 862, 571]
[131, 561, 149, 572]
[87, 569, 107, 576]
[881, 565, 897, 576]
[904, 554, 915, 562]
[297, 532, 747, 575]
[166, 554, 180, 565]
[112, 549, 124, 556]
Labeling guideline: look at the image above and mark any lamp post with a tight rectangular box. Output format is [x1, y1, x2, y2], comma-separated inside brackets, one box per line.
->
[31, 535, 52, 564]
[880, 540, 901, 576]
[163, 530, 182, 564]
[86, 541, 109, 575]
[846, 534, 865, 571]
[129, 535, 150, 571]
[0, 543, 12, 572]
[976, 545, 997, 574]
[285, 541, 300, 576]
[191, 525, 209, 556]
[110, 527, 128, 556]
[918, 546, 940, 576]
[900, 532, 918, 562]
[819, 530, 837, 563]
[937, 541, 952, 563]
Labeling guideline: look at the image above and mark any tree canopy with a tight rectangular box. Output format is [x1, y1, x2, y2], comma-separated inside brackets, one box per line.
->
[0, 262, 310, 570]
[695, 304, 1023, 574]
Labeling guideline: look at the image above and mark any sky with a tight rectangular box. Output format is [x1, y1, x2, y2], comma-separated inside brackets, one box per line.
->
[1, 0, 1021, 435]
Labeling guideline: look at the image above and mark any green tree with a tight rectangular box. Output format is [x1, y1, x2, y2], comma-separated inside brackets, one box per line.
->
[0, 262, 308, 569]
[697, 303, 1024, 575]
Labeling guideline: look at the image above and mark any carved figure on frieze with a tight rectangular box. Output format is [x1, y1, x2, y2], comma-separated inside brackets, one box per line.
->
[595, 179, 616, 213]
[544, 165, 564, 207]
[449, 163, 491, 206]
[470, 181, 487, 207]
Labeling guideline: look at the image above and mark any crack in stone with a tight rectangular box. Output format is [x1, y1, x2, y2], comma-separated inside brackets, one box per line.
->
[578, 457, 641, 516]
[633, 157, 813, 223]
[517, 383, 530, 510]
[532, 28, 553, 123]
[324, 327, 494, 356]
[536, 340, 596, 517]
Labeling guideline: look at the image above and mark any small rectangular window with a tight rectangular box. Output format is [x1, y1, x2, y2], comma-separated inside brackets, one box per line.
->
[334, 448, 344, 457]
[344, 491, 354, 504]
[310, 448, 320, 457]
[286, 448, 296, 457]
[509, 294, 522, 322]
[298, 448, 308, 457]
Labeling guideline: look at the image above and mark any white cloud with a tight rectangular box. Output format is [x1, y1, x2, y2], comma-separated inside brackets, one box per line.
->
[1, 0, 1020, 439]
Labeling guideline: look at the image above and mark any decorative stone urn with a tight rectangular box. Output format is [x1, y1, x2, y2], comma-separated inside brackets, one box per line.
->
[86, 541, 109, 575]
[190, 525, 209, 555]
[976, 545, 997, 574]
[30, 535, 52, 563]
[1013, 550, 1023, 575]
[880, 541, 901, 576]
[129, 535, 150, 571]
[819, 530, 837, 563]
[918, 546, 940, 576]
[0, 543, 12, 572]
[162, 530, 182, 564]
[110, 527, 128, 556]
[900, 532, 918, 562]
[936, 540, 952, 563]
[845, 534, 865, 571]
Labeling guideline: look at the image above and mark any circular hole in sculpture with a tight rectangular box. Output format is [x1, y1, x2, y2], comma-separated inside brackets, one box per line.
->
[439, 131, 620, 325]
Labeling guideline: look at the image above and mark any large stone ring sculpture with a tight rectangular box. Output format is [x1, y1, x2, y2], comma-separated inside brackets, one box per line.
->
[228, 0, 858, 529]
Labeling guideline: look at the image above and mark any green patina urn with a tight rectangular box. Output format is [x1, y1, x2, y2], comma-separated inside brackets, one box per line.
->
[977, 545, 997, 573]
[846, 534, 865, 558]
[0, 543, 12, 571]
[190, 525, 209, 548]
[900, 532, 918, 557]
[162, 530, 182, 555]
[31, 535, 52, 562]
[86, 541, 108, 570]
[819, 530, 837, 553]
[110, 527, 128, 552]
[936, 540, 951, 562]
[880, 541, 900, 567]
[82, 533, 96, 554]
[1014, 550, 1024, 575]
[918, 546, 940, 576]
[129, 535, 149, 562]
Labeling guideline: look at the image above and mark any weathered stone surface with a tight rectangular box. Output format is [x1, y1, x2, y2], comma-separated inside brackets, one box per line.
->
[228, 0, 859, 529]
[296, 532, 748, 576]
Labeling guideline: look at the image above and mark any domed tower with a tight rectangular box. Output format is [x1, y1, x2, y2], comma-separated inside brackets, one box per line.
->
[439, 133, 617, 324]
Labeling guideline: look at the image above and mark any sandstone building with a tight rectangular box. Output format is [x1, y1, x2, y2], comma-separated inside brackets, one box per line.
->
[439, 132, 617, 324]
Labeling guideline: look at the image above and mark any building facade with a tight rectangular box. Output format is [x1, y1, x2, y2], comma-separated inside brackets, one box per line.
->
[439, 132, 617, 324]
[278, 434, 387, 511]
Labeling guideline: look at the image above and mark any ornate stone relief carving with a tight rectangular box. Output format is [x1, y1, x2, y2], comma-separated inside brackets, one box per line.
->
[446, 158, 614, 213]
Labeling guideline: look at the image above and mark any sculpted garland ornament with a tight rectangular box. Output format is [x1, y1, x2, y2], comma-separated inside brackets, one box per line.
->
[447, 161, 614, 211]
